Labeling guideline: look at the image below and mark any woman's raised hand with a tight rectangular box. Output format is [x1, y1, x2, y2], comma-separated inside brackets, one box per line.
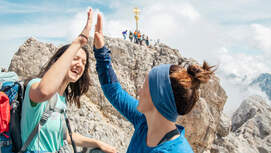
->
[94, 13, 105, 49]
[79, 8, 93, 46]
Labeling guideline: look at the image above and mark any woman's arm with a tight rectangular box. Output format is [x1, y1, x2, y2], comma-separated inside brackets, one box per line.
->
[29, 9, 93, 103]
[94, 14, 143, 125]
[94, 46, 142, 124]
[67, 132, 116, 153]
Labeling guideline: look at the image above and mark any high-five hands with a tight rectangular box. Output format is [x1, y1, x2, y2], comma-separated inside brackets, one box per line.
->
[94, 13, 105, 49]
[77, 9, 104, 49]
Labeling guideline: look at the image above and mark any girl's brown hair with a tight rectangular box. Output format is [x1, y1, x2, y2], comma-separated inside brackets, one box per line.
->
[169, 61, 215, 115]
[26, 44, 90, 108]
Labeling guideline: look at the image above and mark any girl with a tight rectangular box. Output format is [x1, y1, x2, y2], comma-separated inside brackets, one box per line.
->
[93, 14, 215, 153]
[21, 9, 116, 153]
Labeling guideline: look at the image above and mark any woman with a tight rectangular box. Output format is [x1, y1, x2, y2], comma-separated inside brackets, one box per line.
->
[145, 36, 149, 47]
[20, 8, 116, 153]
[93, 14, 215, 153]
[129, 31, 133, 42]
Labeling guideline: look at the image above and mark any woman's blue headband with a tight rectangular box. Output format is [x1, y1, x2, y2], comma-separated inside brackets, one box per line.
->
[148, 64, 178, 122]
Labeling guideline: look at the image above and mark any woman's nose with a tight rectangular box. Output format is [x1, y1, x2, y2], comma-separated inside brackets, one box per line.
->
[76, 60, 83, 67]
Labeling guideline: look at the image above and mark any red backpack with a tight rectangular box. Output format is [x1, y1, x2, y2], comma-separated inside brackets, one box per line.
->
[0, 91, 10, 137]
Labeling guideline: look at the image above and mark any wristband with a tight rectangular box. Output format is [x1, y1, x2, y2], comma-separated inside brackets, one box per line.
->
[79, 34, 88, 41]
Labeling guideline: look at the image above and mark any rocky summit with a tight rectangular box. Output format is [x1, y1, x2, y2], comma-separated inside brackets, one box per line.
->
[10, 36, 227, 153]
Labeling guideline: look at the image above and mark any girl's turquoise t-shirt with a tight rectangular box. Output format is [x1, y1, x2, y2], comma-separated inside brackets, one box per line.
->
[20, 78, 67, 152]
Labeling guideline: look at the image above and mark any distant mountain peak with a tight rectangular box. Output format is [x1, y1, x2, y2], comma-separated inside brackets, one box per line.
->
[250, 73, 271, 100]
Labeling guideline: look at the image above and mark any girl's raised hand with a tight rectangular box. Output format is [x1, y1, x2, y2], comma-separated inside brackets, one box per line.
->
[79, 8, 93, 45]
[94, 13, 105, 49]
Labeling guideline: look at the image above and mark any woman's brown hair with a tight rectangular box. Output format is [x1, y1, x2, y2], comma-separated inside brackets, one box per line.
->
[169, 61, 215, 115]
[25, 44, 90, 108]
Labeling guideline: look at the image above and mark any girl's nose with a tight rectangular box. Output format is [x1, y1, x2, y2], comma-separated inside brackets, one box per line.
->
[76, 60, 83, 67]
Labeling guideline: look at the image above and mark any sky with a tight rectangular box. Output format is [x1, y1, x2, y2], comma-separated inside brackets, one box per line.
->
[1, 0, 271, 115]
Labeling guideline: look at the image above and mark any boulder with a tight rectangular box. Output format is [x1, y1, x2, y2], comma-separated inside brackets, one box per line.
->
[217, 113, 231, 137]
[212, 95, 271, 153]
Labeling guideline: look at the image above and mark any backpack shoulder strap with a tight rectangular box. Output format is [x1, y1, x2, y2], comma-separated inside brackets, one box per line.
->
[63, 112, 77, 153]
[19, 94, 58, 153]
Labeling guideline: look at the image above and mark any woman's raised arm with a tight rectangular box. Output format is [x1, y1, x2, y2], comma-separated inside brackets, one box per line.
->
[30, 9, 93, 103]
[93, 14, 143, 126]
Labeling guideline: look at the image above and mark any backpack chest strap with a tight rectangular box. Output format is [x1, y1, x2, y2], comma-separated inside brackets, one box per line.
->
[0, 139, 12, 147]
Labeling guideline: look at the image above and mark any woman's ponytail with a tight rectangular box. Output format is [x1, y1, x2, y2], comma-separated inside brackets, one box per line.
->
[170, 61, 216, 115]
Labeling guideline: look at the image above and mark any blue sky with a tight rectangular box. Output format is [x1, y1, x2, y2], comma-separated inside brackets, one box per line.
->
[1, 0, 271, 114]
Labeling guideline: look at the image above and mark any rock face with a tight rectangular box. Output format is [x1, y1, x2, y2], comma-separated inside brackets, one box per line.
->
[212, 95, 271, 153]
[9, 37, 227, 153]
[216, 113, 231, 138]
[178, 77, 227, 153]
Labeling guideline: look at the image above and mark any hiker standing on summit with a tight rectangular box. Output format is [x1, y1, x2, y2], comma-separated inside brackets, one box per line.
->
[93, 13, 215, 153]
[146, 36, 149, 47]
[20, 8, 116, 153]
[129, 31, 133, 42]
[122, 30, 127, 40]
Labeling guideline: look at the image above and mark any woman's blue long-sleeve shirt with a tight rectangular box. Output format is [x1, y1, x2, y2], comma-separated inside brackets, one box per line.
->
[94, 46, 194, 153]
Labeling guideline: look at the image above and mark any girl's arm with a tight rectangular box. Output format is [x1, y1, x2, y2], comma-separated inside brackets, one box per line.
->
[94, 14, 143, 125]
[67, 132, 116, 153]
[29, 9, 93, 103]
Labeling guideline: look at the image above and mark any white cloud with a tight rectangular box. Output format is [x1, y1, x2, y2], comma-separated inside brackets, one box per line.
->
[252, 24, 271, 54]
[220, 73, 270, 115]
[97, 1, 218, 61]
[0, 23, 68, 41]
[67, 8, 110, 40]
[217, 48, 270, 82]
[0, 1, 79, 14]
[216, 47, 271, 115]
[178, 3, 200, 21]
[0, 22, 68, 67]
[67, 8, 90, 41]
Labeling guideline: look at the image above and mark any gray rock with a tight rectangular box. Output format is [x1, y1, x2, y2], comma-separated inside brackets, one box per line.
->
[232, 95, 268, 132]
[217, 113, 231, 137]
[212, 95, 271, 153]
